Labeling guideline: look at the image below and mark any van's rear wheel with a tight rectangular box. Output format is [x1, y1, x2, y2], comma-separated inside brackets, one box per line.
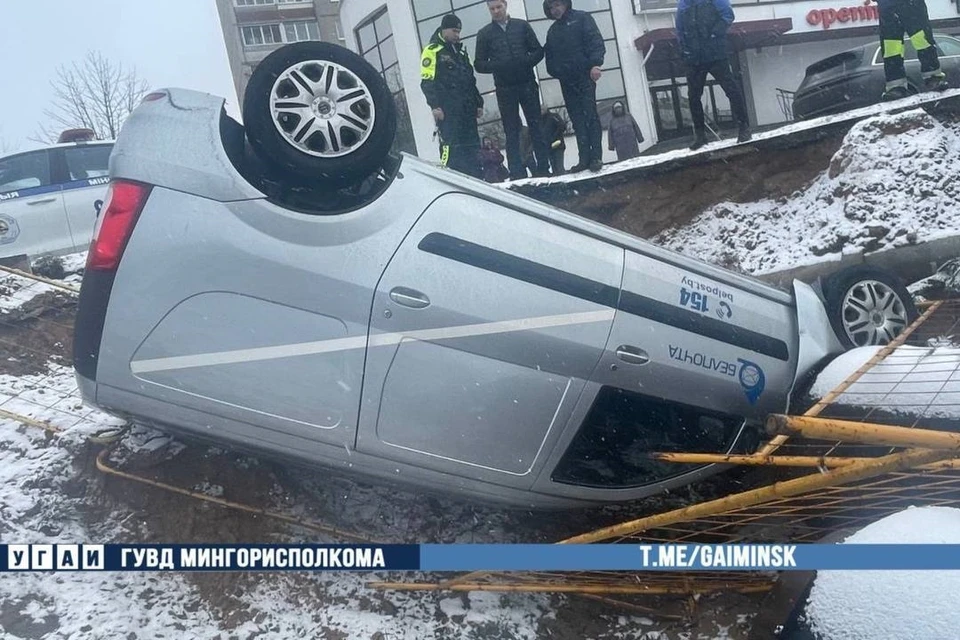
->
[243, 42, 397, 188]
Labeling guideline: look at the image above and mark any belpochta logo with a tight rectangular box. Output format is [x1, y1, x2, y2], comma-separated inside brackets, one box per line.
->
[736, 358, 765, 405]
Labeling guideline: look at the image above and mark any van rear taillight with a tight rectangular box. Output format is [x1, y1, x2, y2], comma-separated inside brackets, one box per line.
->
[87, 180, 151, 271]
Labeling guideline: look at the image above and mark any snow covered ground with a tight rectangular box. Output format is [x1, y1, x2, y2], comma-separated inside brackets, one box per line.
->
[654, 108, 960, 275]
[805, 506, 960, 640]
[809, 344, 960, 419]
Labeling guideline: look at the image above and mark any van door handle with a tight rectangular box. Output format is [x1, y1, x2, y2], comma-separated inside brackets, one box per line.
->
[27, 198, 57, 205]
[389, 287, 430, 309]
[616, 345, 650, 365]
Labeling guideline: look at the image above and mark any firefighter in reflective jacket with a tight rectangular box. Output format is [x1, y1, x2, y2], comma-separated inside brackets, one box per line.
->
[872, 0, 949, 100]
[420, 14, 484, 178]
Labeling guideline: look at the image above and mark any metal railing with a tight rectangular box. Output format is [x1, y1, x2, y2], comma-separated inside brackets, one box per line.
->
[776, 87, 796, 121]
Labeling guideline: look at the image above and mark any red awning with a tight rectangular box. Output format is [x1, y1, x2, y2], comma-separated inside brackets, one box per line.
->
[634, 18, 794, 57]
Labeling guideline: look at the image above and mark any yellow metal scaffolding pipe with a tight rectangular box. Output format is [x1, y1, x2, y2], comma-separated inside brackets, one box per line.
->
[766, 414, 960, 451]
[559, 447, 950, 545]
[756, 300, 942, 456]
[366, 581, 773, 595]
[650, 452, 865, 468]
[0, 264, 80, 293]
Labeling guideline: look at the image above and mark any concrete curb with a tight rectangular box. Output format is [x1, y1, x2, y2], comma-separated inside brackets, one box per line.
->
[508, 91, 960, 202]
[754, 235, 960, 289]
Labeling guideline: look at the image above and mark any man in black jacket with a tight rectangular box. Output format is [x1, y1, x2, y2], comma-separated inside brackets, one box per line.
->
[420, 14, 484, 178]
[475, 0, 550, 179]
[542, 0, 605, 173]
[676, 0, 750, 150]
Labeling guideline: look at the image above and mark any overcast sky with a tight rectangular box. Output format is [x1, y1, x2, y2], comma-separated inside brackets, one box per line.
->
[1, 0, 239, 152]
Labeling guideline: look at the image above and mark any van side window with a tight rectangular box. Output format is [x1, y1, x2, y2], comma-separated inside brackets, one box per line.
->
[64, 145, 112, 181]
[0, 151, 52, 194]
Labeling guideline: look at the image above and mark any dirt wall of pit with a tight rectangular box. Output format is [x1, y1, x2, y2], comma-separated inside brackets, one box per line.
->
[509, 97, 960, 285]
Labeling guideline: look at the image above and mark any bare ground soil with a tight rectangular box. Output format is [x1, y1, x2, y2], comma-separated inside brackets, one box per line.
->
[514, 97, 960, 251]
[514, 135, 844, 241]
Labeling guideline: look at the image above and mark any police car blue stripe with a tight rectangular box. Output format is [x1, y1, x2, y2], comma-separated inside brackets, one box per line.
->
[61, 177, 110, 191]
[0, 177, 110, 202]
[0, 183, 62, 201]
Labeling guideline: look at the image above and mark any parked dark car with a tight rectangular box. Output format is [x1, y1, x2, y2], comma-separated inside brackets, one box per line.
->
[793, 34, 960, 120]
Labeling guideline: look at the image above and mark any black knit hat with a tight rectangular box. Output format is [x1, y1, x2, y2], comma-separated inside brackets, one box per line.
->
[440, 14, 462, 30]
[543, 0, 572, 19]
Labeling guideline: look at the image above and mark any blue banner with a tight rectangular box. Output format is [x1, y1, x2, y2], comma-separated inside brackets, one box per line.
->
[422, 544, 960, 571]
[4, 543, 960, 572]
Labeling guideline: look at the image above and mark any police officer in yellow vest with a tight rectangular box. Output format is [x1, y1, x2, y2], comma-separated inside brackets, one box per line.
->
[420, 14, 484, 178]
[873, 0, 949, 100]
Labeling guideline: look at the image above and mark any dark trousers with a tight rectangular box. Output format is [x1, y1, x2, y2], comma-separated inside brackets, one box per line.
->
[686, 59, 749, 133]
[497, 81, 549, 178]
[549, 147, 565, 175]
[559, 75, 602, 166]
[438, 109, 481, 178]
[879, 0, 940, 85]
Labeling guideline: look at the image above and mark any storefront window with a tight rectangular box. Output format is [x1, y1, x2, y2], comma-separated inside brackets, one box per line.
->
[355, 8, 417, 155]
[411, 0, 518, 145]
[408, 0, 626, 153]
[648, 72, 737, 142]
[526, 1, 627, 134]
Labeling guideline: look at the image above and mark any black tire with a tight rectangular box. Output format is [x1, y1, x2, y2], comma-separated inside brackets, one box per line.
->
[243, 42, 397, 188]
[822, 265, 918, 348]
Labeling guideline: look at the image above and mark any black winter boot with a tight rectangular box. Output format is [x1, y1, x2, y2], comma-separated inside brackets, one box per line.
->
[882, 85, 910, 101]
[689, 131, 707, 151]
[924, 72, 949, 92]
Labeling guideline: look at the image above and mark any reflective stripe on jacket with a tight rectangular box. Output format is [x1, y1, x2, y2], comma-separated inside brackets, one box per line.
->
[420, 32, 483, 112]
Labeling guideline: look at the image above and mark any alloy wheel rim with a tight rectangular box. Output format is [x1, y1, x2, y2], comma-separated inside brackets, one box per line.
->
[270, 60, 376, 158]
[840, 279, 909, 346]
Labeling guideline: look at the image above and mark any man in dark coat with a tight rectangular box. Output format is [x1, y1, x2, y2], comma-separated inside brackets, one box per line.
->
[475, 0, 550, 179]
[420, 14, 484, 178]
[873, 0, 949, 100]
[675, 0, 751, 150]
[542, 0, 605, 173]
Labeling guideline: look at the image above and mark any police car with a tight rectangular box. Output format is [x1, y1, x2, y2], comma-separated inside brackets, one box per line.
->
[0, 130, 113, 262]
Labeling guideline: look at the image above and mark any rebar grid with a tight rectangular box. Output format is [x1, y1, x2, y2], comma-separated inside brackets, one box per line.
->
[377, 298, 960, 596]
